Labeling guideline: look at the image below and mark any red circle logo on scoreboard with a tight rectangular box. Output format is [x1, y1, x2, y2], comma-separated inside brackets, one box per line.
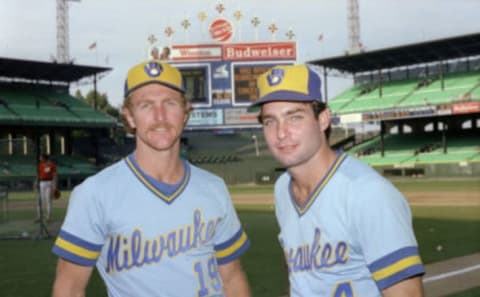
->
[209, 18, 234, 43]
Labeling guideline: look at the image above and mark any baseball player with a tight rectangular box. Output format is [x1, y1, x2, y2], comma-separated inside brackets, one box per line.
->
[52, 61, 251, 297]
[251, 65, 425, 296]
[35, 153, 57, 222]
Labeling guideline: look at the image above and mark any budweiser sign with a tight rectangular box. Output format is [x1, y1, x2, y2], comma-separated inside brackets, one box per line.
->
[169, 42, 297, 62]
[223, 42, 296, 61]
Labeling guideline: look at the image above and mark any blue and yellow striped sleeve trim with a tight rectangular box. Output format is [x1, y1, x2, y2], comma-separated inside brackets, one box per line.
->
[52, 230, 103, 266]
[368, 246, 425, 290]
[215, 228, 250, 265]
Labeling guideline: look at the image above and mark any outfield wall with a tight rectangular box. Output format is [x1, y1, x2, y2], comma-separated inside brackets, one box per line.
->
[195, 155, 281, 184]
[375, 162, 480, 177]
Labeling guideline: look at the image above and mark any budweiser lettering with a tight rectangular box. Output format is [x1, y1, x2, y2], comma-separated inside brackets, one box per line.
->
[224, 43, 296, 61]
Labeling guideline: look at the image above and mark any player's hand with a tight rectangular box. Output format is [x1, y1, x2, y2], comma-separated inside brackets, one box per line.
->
[53, 189, 61, 200]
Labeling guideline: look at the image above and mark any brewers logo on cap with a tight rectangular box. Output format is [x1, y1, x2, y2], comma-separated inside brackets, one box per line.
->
[252, 64, 323, 107]
[144, 61, 163, 77]
[124, 60, 185, 98]
[267, 68, 285, 86]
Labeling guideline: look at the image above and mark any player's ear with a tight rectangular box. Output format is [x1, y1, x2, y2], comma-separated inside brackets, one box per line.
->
[183, 100, 192, 124]
[122, 104, 136, 130]
[318, 108, 331, 132]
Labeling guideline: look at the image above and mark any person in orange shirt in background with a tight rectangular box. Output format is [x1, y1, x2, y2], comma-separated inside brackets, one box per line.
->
[35, 153, 57, 222]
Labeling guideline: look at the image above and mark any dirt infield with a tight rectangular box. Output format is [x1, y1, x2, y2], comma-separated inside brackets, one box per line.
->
[7, 190, 478, 209]
[231, 191, 480, 206]
[404, 191, 480, 206]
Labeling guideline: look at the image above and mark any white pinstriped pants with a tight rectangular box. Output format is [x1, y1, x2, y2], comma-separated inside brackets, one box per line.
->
[37, 180, 53, 220]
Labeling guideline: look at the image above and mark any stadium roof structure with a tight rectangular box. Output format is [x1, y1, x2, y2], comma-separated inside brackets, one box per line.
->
[0, 57, 116, 128]
[309, 32, 480, 73]
[0, 57, 111, 83]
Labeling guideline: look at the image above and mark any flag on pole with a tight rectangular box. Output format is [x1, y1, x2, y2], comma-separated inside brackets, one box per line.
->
[88, 42, 97, 50]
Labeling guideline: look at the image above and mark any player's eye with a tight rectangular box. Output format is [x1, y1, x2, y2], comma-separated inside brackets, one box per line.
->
[136, 101, 152, 110]
[288, 114, 303, 122]
[165, 98, 181, 107]
[262, 118, 275, 127]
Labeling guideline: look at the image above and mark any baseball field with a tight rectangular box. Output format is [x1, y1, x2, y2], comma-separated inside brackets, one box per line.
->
[0, 177, 479, 297]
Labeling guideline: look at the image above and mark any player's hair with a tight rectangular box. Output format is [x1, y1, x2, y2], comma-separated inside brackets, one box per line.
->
[312, 101, 331, 140]
[257, 101, 331, 140]
[121, 92, 191, 134]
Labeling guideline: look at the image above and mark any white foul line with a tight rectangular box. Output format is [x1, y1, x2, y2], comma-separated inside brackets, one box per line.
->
[423, 263, 480, 283]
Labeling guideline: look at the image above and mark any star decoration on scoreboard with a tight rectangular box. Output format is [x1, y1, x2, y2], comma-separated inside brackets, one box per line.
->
[251, 17, 260, 27]
[216, 3, 225, 14]
[268, 23, 278, 34]
[286, 29, 295, 40]
[181, 19, 191, 30]
[234, 10, 242, 21]
[147, 34, 157, 45]
[164, 27, 174, 37]
[198, 11, 207, 22]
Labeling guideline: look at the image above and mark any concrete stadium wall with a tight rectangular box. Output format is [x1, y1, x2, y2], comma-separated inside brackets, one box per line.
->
[422, 162, 480, 176]
[375, 162, 480, 178]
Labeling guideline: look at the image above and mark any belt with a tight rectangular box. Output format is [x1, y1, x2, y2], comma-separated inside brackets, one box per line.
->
[40, 179, 53, 181]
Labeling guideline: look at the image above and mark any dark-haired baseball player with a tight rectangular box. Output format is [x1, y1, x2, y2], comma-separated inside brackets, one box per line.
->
[52, 60, 251, 297]
[252, 64, 425, 296]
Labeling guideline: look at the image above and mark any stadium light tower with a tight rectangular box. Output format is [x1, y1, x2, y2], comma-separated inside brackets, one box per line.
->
[56, 0, 80, 63]
[347, 0, 362, 54]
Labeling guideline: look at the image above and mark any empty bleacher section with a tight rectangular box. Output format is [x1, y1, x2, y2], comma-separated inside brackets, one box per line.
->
[0, 58, 117, 189]
[398, 71, 480, 108]
[329, 71, 480, 115]
[0, 83, 114, 126]
[181, 131, 282, 184]
[309, 33, 480, 178]
[349, 131, 479, 176]
[337, 79, 421, 114]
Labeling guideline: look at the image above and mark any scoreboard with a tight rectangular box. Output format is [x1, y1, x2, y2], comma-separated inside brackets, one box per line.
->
[162, 42, 297, 130]
[233, 65, 273, 103]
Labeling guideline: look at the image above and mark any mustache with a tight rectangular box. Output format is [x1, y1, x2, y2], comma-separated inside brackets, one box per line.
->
[148, 123, 173, 130]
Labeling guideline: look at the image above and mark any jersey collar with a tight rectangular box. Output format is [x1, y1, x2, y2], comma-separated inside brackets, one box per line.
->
[125, 153, 190, 204]
[289, 151, 347, 216]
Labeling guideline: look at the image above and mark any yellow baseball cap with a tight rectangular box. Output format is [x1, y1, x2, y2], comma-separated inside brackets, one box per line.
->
[124, 60, 185, 97]
[252, 64, 323, 107]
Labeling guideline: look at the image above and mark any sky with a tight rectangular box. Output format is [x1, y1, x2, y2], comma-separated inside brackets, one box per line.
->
[1, 0, 480, 108]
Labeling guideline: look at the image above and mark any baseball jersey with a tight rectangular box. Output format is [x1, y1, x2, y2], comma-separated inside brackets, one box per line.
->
[274, 152, 424, 297]
[52, 154, 250, 297]
[38, 160, 56, 180]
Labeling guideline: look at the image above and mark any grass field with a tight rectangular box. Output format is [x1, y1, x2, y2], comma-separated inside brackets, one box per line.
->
[0, 178, 479, 296]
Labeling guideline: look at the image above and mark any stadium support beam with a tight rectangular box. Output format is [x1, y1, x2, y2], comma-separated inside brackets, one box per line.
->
[380, 121, 385, 157]
[442, 122, 448, 154]
[93, 73, 97, 110]
[323, 67, 328, 103]
[378, 69, 383, 98]
[439, 61, 445, 91]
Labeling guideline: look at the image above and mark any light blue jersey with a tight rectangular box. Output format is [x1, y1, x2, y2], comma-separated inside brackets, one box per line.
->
[53, 154, 250, 297]
[275, 152, 424, 297]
